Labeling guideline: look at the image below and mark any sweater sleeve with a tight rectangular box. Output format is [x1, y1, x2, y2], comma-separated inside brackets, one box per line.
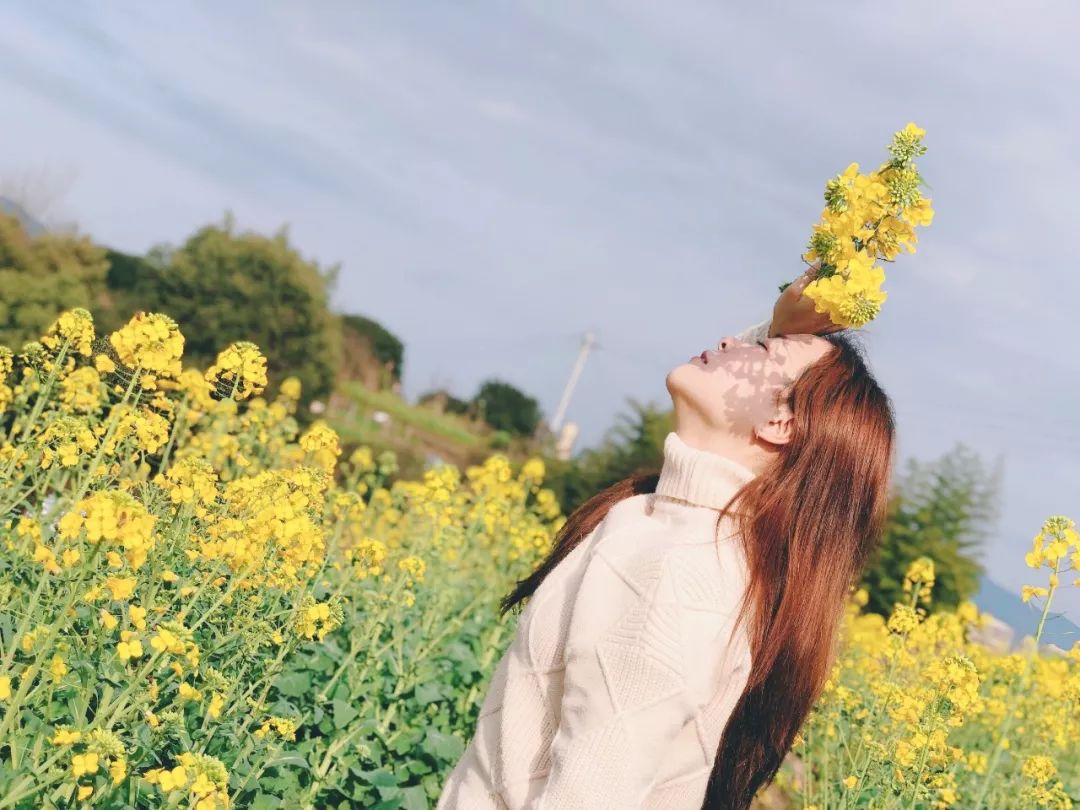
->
[734, 316, 772, 344]
[528, 543, 712, 809]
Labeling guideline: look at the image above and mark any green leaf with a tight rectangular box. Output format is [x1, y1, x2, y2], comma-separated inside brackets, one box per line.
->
[250, 794, 281, 810]
[363, 769, 398, 788]
[407, 759, 433, 776]
[273, 671, 310, 698]
[263, 753, 311, 772]
[400, 785, 430, 810]
[422, 729, 464, 762]
[332, 698, 360, 729]
[375, 784, 402, 801]
[414, 681, 443, 705]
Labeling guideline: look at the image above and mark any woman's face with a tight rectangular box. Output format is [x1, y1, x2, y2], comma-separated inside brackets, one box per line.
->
[665, 333, 835, 457]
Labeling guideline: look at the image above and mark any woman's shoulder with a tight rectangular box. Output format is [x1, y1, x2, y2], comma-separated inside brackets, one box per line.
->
[590, 496, 749, 612]
[596, 491, 653, 534]
[589, 494, 672, 558]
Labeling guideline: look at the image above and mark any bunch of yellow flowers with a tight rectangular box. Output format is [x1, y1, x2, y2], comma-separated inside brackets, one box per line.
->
[785, 122, 935, 328]
[786, 551, 1079, 809]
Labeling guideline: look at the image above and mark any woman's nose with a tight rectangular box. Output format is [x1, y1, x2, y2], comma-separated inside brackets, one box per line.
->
[716, 335, 739, 351]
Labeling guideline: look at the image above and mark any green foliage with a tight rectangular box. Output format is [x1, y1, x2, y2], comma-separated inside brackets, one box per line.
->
[98, 248, 161, 333]
[0, 331, 552, 807]
[0, 214, 108, 347]
[340, 314, 404, 384]
[339, 384, 486, 450]
[489, 430, 512, 450]
[542, 400, 672, 514]
[272, 587, 517, 807]
[106, 217, 342, 403]
[471, 379, 541, 438]
[860, 443, 1002, 616]
[417, 388, 470, 417]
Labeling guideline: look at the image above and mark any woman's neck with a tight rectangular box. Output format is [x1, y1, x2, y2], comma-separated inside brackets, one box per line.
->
[670, 425, 762, 476]
[655, 430, 758, 511]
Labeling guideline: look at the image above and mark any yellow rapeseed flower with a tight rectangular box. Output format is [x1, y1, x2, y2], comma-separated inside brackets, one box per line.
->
[254, 716, 299, 741]
[156, 764, 188, 791]
[42, 308, 95, 357]
[208, 692, 225, 720]
[1022, 585, 1049, 603]
[51, 727, 82, 745]
[105, 611, 125, 637]
[299, 420, 341, 474]
[109, 758, 127, 784]
[155, 455, 219, 507]
[799, 124, 932, 327]
[129, 604, 147, 630]
[108, 312, 184, 379]
[50, 655, 69, 682]
[58, 490, 157, 570]
[105, 577, 137, 601]
[60, 366, 104, 413]
[279, 376, 302, 401]
[1022, 755, 1057, 784]
[117, 636, 143, 662]
[94, 353, 116, 374]
[205, 341, 267, 401]
[71, 752, 99, 778]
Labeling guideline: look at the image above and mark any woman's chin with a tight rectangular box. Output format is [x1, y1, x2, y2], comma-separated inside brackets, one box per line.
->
[665, 363, 696, 398]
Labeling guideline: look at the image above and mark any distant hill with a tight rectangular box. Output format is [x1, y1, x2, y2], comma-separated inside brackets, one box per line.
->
[0, 197, 47, 235]
[972, 574, 1078, 650]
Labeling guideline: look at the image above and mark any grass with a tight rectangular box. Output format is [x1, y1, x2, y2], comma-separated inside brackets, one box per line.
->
[336, 383, 488, 449]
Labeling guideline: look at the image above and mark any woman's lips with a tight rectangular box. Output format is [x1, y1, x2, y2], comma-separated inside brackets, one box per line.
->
[692, 350, 708, 364]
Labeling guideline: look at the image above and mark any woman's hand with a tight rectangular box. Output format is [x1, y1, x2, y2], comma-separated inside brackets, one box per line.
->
[769, 265, 846, 338]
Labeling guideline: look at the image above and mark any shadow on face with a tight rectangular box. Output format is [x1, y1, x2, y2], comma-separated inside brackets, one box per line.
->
[665, 333, 836, 444]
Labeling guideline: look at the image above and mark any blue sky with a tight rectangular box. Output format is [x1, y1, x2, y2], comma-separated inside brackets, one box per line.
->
[1, 1, 1078, 625]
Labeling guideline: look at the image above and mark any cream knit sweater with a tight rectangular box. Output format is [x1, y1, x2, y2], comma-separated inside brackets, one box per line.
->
[437, 316, 770, 810]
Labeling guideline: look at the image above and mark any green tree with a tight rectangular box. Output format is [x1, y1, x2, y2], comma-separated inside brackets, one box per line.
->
[472, 379, 541, 437]
[109, 217, 342, 403]
[860, 443, 1002, 616]
[341, 314, 403, 382]
[417, 388, 470, 416]
[543, 400, 673, 515]
[0, 213, 108, 347]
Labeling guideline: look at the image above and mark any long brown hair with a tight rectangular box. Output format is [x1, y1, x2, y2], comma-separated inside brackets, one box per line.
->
[501, 331, 895, 809]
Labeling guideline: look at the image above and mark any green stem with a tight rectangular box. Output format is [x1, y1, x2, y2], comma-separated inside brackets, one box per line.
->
[69, 365, 143, 505]
[11, 341, 71, 448]
[971, 578, 1056, 807]
[157, 395, 189, 471]
[0, 541, 104, 744]
[905, 713, 938, 809]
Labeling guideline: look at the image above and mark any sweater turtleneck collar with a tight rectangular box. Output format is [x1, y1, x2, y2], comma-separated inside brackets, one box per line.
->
[654, 431, 758, 511]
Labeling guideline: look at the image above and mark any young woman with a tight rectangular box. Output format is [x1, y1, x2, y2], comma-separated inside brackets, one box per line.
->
[437, 267, 896, 810]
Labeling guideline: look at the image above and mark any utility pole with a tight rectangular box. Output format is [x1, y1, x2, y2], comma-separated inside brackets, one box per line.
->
[549, 331, 595, 436]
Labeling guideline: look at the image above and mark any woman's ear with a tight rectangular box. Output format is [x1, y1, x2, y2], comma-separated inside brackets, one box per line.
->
[753, 395, 795, 446]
